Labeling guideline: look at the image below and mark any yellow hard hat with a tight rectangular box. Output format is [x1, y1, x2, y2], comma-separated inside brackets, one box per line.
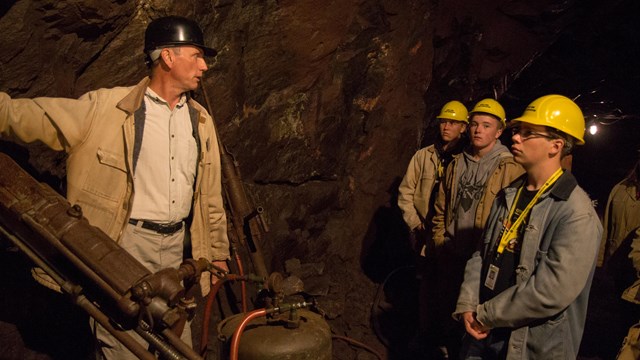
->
[512, 94, 585, 144]
[436, 100, 469, 123]
[470, 98, 506, 126]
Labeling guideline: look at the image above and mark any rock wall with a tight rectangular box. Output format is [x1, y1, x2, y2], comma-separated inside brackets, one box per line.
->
[0, 0, 595, 357]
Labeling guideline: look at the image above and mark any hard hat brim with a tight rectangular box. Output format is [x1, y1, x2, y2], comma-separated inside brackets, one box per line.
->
[202, 46, 218, 57]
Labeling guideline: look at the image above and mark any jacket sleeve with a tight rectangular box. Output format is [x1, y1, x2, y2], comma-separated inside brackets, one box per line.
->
[453, 250, 483, 319]
[398, 151, 422, 230]
[597, 185, 617, 267]
[205, 120, 230, 262]
[0, 91, 96, 151]
[630, 227, 640, 273]
[476, 198, 602, 329]
[453, 194, 504, 320]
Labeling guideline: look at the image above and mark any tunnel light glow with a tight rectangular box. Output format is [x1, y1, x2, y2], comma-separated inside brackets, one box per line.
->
[589, 124, 598, 135]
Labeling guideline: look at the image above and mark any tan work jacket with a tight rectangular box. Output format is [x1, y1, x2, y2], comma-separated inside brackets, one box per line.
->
[598, 180, 640, 267]
[398, 145, 440, 231]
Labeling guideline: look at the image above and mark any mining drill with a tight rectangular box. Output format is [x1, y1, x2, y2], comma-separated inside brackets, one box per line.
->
[0, 152, 333, 359]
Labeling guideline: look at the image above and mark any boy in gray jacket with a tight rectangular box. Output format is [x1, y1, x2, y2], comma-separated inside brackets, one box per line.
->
[455, 95, 602, 359]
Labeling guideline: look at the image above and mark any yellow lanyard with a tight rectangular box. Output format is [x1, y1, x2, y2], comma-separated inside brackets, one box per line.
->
[496, 168, 564, 254]
[437, 161, 444, 178]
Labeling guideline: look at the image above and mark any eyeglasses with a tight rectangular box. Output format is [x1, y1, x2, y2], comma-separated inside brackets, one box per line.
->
[510, 126, 557, 140]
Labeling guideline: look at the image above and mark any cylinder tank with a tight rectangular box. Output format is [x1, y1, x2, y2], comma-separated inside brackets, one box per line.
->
[218, 309, 332, 360]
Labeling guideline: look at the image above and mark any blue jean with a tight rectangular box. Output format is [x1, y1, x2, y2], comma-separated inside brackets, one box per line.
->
[459, 328, 511, 360]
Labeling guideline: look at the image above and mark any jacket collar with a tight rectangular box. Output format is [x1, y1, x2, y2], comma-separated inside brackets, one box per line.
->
[117, 76, 208, 126]
[508, 168, 578, 201]
[117, 77, 150, 115]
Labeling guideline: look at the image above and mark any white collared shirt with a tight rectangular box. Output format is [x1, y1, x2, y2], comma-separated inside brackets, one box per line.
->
[129, 88, 197, 223]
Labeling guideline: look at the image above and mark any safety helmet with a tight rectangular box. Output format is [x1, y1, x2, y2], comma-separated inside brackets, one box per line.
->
[512, 94, 585, 144]
[469, 98, 506, 127]
[436, 100, 469, 123]
[144, 16, 217, 57]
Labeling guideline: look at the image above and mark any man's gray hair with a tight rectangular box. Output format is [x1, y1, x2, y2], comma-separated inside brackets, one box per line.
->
[148, 49, 163, 62]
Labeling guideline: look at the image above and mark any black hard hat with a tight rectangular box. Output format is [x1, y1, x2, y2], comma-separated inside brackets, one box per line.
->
[144, 16, 217, 57]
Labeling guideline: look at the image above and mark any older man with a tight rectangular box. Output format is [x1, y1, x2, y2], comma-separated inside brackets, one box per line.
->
[0, 16, 229, 359]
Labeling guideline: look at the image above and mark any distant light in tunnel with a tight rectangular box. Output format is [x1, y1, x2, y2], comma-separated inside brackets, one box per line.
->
[588, 122, 598, 135]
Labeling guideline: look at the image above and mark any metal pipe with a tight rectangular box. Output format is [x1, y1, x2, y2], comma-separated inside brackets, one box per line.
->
[161, 326, 204, 360]
[0, 153, 207, 360]
[0, 219, 156, 360]
[136, 323, 186, 360]
[77, 296, 156, 360]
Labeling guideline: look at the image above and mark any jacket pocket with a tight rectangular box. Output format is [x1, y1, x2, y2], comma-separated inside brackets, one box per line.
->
[527, 312, 570, 359]
[96, 147, 126, 171]
[82, 147, 127, 202]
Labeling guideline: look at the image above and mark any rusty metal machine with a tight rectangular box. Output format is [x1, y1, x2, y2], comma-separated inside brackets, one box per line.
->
[0, 150, 335, 360]
[0, 152, 210, 360]
[214, 272, 332, 360]
[217, 305, 332, 360]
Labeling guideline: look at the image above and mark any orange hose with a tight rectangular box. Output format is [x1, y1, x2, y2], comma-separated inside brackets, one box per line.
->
[229, 309, 267, 360]
[199, 274, 240, 355]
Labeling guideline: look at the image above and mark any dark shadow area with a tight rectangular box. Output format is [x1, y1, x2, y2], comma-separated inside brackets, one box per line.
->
[361, 177, 414, 283]
[500, 0, 640, 211]
[370, 265, 419, 360]
[581, 233, 640, 359]
[361, 178, 422, 359]
[0, 244, 93, 360]
[0, 1, 16, 18]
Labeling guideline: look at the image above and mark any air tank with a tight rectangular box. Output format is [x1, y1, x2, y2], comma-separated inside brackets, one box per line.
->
[217, 308, 332, 360]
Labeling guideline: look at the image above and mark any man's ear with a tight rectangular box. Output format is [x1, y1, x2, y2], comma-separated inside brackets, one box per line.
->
[549, 138, 565, 156]
[160, 48, 173, 67]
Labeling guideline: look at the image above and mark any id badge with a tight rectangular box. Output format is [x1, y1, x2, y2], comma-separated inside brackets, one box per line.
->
[484, 264, 499, 290]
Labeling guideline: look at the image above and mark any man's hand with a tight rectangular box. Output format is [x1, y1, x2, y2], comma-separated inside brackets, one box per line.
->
[410, 223, 427, 253]
[462, 311, 490, 340]
[210, 260, 228, 285]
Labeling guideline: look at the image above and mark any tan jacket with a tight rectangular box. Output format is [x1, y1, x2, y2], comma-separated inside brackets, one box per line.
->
[598, 180, 640, 267]
[0, 77, 229, 295]
[623, 227, 640, 304]
[398, 145, 440, 230]
[432, 150, 524, 251]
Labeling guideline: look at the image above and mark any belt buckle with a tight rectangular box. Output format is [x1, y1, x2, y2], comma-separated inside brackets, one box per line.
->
[157, 221, 181, 234]
[129, 219, 182, 234]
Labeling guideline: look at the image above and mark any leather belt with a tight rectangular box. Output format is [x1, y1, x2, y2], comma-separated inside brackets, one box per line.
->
[128, 219, 184, 235]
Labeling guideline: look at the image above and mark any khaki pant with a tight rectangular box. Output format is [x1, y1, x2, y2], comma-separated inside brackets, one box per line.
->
[93, 222, 192, 360]
[618, 321, 640, 360]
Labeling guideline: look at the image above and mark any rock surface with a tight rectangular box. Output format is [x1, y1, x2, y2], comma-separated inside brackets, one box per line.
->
[0, 0, 636, 358]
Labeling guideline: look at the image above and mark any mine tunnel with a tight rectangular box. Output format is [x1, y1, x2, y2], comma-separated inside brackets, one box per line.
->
[0, 0, 639, 359]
